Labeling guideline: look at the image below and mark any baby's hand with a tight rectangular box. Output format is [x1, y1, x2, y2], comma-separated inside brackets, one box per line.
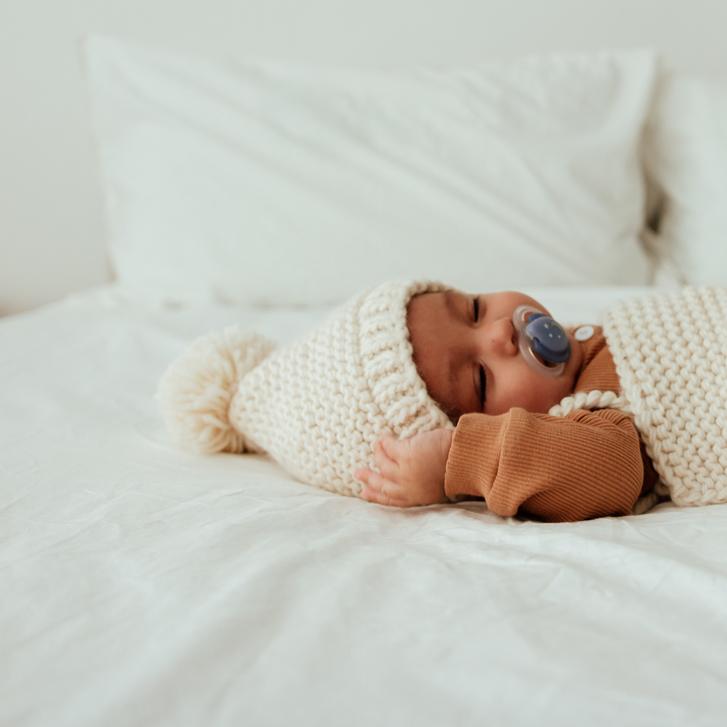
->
[354, 428, 453, 507]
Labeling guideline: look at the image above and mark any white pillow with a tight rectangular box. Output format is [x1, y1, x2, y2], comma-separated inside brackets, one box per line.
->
[84, 36, 657, 306]
[644, 73, 727, 285]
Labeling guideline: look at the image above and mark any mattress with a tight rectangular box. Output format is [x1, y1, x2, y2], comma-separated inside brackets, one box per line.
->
[2, 284, 726, 727]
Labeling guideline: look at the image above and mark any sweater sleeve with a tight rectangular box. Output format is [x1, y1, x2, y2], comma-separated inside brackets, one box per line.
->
[443, 408, 644, 522]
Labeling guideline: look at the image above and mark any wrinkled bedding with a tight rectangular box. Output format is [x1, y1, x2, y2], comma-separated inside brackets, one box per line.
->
[2, 284, 726, 727]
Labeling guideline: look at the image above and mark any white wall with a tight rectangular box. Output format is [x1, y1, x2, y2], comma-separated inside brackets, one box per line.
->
[2, 0, 727, 315]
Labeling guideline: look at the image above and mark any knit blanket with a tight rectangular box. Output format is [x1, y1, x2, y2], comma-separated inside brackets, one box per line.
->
[551, 287, 727, 508]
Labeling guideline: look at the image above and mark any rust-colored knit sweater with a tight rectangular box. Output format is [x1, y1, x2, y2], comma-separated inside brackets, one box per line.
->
[443, 325, 660, 522]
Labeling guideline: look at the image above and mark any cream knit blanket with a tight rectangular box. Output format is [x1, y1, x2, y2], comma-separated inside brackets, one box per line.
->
[550, 286, 727, 509]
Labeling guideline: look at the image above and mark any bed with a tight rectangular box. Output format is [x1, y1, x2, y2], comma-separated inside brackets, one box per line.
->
[4, 31, 727, 727]
[4, 284, 727, 726]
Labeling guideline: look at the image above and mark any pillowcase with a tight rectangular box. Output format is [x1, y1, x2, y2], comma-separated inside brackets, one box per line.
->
[643, 73, 727, 285]
[84, 35, 658, 306]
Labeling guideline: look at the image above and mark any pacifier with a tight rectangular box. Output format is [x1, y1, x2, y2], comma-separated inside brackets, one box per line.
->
[511, 305, 571, 378]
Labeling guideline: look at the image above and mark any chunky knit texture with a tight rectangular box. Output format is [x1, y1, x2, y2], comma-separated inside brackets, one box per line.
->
[550, 286, 727, 509]
[158, 280, 454, 497]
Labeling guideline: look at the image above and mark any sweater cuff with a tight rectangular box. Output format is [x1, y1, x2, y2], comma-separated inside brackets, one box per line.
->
[444, 413, 508, 500]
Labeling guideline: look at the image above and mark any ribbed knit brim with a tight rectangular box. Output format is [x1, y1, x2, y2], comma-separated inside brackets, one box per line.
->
[358, 280, 453, 436]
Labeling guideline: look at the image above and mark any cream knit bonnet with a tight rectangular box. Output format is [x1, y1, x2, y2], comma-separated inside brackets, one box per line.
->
[158, 280, 454, 497]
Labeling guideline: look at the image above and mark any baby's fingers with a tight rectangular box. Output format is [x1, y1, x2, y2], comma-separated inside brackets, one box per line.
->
[354, 468, 408, 508]
[373, 439, 399, 478]
[380, 434, 414, 465]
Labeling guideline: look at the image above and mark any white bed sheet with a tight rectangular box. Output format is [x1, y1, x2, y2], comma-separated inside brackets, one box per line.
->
[2, 284, 726, 727]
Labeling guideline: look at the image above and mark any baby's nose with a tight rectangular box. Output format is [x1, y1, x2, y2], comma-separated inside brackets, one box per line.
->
[488, 318, 519, 356]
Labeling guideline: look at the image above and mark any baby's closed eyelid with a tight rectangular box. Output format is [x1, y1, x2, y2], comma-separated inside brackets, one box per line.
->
[471, 294, 484, 323]
[479, 363, 488, 409]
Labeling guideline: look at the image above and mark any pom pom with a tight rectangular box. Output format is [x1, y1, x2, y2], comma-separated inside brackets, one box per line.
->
[157, 327, 275, 453]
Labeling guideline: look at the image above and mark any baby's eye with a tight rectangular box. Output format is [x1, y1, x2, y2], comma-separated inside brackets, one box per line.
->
[473, 296, 480, 322]
[478, 365, 487, 409]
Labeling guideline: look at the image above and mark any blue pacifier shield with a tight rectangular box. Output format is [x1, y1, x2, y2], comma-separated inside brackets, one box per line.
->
[525, 313, 571, 364]
[512, 304, 571, 378]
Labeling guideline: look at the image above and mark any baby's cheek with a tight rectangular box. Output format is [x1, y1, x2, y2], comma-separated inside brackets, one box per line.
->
[518, 373, 568, 414]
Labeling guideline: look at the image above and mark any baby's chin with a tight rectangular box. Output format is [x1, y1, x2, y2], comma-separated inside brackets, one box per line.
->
[518, 374, 577, 415]
[545, 375, 577, 412]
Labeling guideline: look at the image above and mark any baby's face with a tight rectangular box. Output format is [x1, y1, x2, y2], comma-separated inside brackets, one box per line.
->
[407, 290, 584, 421]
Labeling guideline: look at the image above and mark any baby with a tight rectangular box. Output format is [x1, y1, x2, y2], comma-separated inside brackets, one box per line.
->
[158, 281, 727, 521]
[355, 288, 658, 521]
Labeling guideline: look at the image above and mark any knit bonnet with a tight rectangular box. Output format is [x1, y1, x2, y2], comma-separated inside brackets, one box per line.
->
[157, 280, 454, 497]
